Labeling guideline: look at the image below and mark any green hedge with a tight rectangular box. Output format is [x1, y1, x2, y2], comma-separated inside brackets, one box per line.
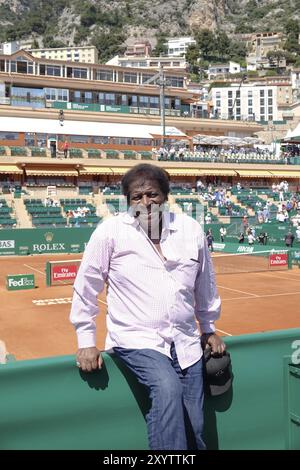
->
[105, 150, 119, 158]
[140, 151, 152, 160]
[87, 149, 101, 158]
[31, 147, 46, 157]
[123, 150, 136, 159]
[69, 148, 83, 158]
[10, 146, 27, 156]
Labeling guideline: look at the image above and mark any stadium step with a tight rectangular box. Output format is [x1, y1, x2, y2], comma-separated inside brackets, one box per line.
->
[13, 198, 33, 228]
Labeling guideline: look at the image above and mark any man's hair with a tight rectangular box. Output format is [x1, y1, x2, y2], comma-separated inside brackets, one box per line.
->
[121, 164, 170, 202]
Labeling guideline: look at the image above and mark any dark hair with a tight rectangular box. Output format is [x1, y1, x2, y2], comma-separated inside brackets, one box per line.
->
[121, 164, 170, 202]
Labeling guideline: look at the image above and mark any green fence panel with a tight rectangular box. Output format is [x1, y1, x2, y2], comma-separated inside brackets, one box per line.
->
[0, 329, 300, 449]
[0, 353, 148, 450]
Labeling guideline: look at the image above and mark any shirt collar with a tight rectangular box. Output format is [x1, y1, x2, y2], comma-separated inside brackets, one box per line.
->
[122, 210, 178, 232]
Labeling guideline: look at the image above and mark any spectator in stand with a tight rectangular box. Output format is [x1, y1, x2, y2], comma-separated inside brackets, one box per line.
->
[238, 232, 245, 243]
[205, 212, 212, 224]
[247, 232, 255, 245]
[206, 228, 214, 252]
[285, 231, 295, 248]
[220, 226, 227, 242]
[242, 215, 249, 233]
[296, 225, 300, 243]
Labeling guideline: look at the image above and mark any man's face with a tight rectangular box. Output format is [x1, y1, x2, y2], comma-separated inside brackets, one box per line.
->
[128, 178, 166, 212]
[128, 178, 166, 239]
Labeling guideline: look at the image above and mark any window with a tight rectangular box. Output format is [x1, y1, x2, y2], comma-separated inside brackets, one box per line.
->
[73, 68, 87, 79]
[10, 61, 16, 72]
[167, 76, 184, 88]
[248, 99, 253, 106]
[268, 98, 273, 105]
[105, 93, 115, 105]
[216, 100, 221, 107]
[260, 90, 265, 97]
[95, 70, 113, 81]
[11, 87, 44, 109]
[46, 65, 61, 77]
[228, 91, 233, 98]
[268, 115, 273, 121]
[90, 136, 109, 144]
[149, 96, 159, 108]
[139, 96, 149, 107]
[268, 89, 273, 97]
[260, 98, 265, 105]
[0, 132, 19, 140]
[142, 74, 154, 84]
[69, 135, 89, 143]
[123, 72, 137, 84]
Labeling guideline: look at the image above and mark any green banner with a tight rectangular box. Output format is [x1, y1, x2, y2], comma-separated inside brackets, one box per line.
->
[51, 102, 130, 113]
[6, 274, 35, 290]
[0, 227, 95, 256]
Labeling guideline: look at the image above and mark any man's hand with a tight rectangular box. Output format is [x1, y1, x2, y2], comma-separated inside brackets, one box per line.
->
[76, 347, 103, 372]
[201, 333, 226, 355]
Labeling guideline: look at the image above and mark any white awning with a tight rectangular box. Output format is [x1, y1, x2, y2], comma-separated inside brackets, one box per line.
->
[0, 117, 186, 139]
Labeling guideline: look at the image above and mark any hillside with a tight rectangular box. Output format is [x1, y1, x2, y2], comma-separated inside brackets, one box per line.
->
[0, 0, 300, 62]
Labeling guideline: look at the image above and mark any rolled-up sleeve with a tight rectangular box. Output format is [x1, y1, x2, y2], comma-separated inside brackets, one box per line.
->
[194, 236, 221, 334]
[69, 226, 113, 348]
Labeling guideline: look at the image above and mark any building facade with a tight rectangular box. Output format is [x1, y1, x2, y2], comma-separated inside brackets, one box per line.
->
[28, 46, 99, 64]
[165, 37, 196, 57]
[106, 55, 187, 70]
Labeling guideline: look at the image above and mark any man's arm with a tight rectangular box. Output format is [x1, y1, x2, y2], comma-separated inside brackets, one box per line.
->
[70, 226, 113, 371]
[194, 233, 226, 355]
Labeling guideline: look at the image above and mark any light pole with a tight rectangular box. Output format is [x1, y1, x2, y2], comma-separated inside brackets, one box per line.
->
[230, 74, 247, 120]
[141, 65, 171, 148]
[58, 109, 64, 126]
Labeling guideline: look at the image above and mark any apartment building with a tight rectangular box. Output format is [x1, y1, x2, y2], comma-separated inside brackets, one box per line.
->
[106, 55, 187, 70]
[28, 46, 98, 64]
[165, 37, 196, 57]
[211, 83, 280, 122]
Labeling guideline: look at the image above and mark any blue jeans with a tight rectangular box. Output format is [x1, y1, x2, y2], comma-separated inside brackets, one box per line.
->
[114, 343, 206, 450]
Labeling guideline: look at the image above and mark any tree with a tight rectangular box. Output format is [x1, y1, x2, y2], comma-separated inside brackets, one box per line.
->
[266, 50, 286, 68]
[195, 29, 215, 59]
[284, 19, 300, 36]
[185, 44, 200, 74]
[152, 34, 167, 56]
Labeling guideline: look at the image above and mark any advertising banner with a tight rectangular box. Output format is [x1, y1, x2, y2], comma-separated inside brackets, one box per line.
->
[6, 274, 35, 291]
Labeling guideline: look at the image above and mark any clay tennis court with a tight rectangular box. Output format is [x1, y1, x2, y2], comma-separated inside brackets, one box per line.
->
[1, 252, 300, 361]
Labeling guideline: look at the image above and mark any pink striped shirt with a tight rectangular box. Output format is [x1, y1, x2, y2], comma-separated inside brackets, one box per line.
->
[70, 211, 221, 369]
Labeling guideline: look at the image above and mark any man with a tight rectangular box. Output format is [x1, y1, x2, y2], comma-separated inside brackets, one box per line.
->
[70, 163, 225, 450]
[285, 230, 295, 248]
[220, 226, 227, 242]
[206, 228, 214, 252]
[63, 140, 69, 158]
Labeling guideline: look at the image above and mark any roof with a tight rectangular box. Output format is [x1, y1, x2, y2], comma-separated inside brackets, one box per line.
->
[0, 117, 186, 139]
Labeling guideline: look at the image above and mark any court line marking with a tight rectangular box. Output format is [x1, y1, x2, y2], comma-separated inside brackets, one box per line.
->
[256, 272, 300, 282]
[24, 264, 45, 276]
[216, 328, 232, 337]
[222, 291, 300, 301]
[217, 285, 259, 297]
